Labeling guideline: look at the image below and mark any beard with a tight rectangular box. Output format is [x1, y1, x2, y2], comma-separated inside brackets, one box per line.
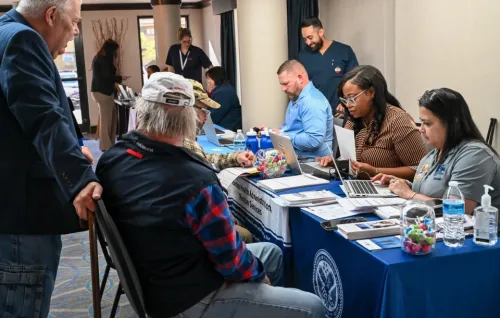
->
[310, 38, 324, 52]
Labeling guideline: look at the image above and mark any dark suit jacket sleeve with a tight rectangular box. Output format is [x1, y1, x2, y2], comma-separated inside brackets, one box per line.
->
[0, 29, 98, 201]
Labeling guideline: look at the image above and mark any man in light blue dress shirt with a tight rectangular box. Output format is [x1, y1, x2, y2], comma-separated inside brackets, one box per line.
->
[277, 60, 334, 158]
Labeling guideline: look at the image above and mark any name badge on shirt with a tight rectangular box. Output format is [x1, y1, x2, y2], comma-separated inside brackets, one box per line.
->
[415, 163, 429, 181]
[433, 164, 446, 181]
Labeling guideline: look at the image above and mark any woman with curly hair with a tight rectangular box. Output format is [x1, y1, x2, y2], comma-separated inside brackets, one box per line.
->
[317, 65, 427, 181]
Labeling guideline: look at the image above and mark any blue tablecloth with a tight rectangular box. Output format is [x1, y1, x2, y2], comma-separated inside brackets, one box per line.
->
[289, 181, 500, 318]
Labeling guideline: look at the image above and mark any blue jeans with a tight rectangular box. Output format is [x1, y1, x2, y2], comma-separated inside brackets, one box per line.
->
[0, 235, 62, 318]
[177, 242, 325, 318]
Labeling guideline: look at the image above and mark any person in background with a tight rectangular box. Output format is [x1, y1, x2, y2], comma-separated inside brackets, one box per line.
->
[0, 1, 102, 316]
[277, 59, 334, 158]
[205, 66, 242, 131]
[298, 16, 358, 119]
[146, 64, 160, 79]
[91, 39, 130, 151]
[317, 65, 427, 181]
[165, 27, 212, 83]
[96, 72, 325, 318]
[184, 79, 254, 242]
[373, 88, 500, 214]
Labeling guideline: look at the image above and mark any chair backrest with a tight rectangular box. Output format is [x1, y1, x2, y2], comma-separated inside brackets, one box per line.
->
[95, 200, 148, 318]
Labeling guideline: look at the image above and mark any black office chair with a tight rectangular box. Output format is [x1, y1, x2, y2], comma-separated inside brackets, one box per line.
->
[95, 222, 125, 318]
[486, 118, 497, 146]
[93, 200, 148, 318]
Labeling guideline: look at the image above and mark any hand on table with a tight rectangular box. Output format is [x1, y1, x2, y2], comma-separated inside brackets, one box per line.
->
[351, 161, 376, 177]
[237, 151, 255, 167]
[315, 156, 333, 167]
[371, 173, 397, 185]
[262, 275, 271, 285]
[122, 75, 131, 80]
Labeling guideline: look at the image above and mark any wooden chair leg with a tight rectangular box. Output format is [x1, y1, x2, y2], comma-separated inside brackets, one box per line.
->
[96, 117, 100, 140]
[88, 212, 102, 318]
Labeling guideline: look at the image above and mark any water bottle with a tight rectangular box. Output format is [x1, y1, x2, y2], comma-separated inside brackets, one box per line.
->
[443, 181, 465, 247]
[246, 130, 259, 154]
[260, 130, 273, 150]
[473, 185, 498, 246]
[233, 129, 246, 152]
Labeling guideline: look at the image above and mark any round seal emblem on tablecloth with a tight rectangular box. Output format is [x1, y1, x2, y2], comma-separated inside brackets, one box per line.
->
[312, 249, 343, 318]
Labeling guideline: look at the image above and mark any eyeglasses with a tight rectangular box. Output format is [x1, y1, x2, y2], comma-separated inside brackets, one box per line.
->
[339, 89, 368, 107]
[181, 39, 191, 45]
[193, 105, 211, 115]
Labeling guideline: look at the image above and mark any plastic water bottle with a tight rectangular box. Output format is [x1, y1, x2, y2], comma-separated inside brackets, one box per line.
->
[443, 181, 465, 247]
[473, 185, 498, 246]
[246, 130, 259, 154]
[233, 129, 246, 152]
[260, 130, 273, 150]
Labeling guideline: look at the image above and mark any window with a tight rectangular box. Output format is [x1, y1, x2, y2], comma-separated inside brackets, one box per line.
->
[53, 23, 89, 131]
[138, 15, 190, 84]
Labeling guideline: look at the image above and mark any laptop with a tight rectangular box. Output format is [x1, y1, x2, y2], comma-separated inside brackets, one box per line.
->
[268, 132, 334, 178]
[203, 114, 234, 146]
[326, 146, 396, 198]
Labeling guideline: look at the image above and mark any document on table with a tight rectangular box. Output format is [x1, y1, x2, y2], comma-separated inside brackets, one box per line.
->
[257, 174, 329, 192]
[303, 203, 362, 220]
[217, 167, 258, 189]
[334, 126, 357, 161]
[337, 197, 406, 212]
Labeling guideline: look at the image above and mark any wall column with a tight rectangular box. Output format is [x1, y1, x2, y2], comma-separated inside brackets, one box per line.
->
[236, 0, 288, 131]
[151, 0, 181, 69]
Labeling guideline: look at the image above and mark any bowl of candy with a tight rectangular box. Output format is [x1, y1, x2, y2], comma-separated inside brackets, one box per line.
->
[400, 200, 436, 255]
[255, 149, 288, 179]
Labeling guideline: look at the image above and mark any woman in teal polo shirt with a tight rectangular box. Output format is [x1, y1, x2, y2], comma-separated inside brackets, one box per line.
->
[374, 88, 500, 214]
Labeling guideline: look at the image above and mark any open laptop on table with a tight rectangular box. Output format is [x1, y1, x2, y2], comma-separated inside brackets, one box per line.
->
[268, 131, 334, 178]
[203, 114, 234, 146]
[326, 146, 396, 198]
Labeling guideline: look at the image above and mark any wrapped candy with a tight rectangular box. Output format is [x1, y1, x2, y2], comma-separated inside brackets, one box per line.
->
[254, 149, 288, 179]
[401, 201, 436, 256]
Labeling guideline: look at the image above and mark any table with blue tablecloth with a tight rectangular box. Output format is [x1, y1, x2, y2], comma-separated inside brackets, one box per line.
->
[288, 181, 500, 318]
[197, 135, 500, 318]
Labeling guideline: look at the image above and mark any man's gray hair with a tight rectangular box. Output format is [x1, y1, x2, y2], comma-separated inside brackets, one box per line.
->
[135, 98, 198, 141]
[17, 0, 71, 17]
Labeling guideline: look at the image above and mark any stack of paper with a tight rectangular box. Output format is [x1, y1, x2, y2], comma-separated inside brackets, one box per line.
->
[357, 235, 402, 251]
[217, 167, 258, 189]
[337, 219, 400, 240]
[375, 206, 402, 219]
[257, 174, 329, 192]
[303, 204, 363, 220]
[277, 190, 340, 207]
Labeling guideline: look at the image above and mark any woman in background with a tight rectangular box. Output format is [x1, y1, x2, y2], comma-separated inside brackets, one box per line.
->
[374, 88, 500, 214]
[165, 27, 212, 83]
[317, 65, 427, 181]
[91, 39, 129, 151]
[206, 67, 242, 131]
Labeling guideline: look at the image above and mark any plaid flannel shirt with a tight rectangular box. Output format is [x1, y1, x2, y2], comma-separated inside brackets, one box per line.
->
[185, 184, 265, 282]
[183, 139, 239, 170]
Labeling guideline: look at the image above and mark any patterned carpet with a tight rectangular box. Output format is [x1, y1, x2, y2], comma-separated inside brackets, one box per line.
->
[49, 139, 138, 317]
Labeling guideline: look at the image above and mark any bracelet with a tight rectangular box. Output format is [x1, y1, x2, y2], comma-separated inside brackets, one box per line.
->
[410, 192, 417, 200]
[375, 168, 379, 174]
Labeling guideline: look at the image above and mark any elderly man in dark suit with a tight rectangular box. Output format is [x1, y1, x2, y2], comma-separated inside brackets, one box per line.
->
[0, 0, 102, 316]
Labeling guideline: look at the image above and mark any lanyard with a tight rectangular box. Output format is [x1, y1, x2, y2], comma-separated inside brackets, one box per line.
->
[179, 50, 190, 71]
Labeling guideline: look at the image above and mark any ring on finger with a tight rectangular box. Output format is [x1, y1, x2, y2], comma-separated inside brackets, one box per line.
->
[390, 178, 397, 184]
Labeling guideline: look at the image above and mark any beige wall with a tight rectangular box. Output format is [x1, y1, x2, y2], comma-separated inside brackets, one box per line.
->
[82, 7, 207, 126]
[395, 0, 500, 150]
[202, 5, 221, 66]
[319, 0, 396, 91]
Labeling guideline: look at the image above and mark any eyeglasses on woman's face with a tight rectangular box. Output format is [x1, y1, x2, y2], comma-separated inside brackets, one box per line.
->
[339, 89, 368, 107]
